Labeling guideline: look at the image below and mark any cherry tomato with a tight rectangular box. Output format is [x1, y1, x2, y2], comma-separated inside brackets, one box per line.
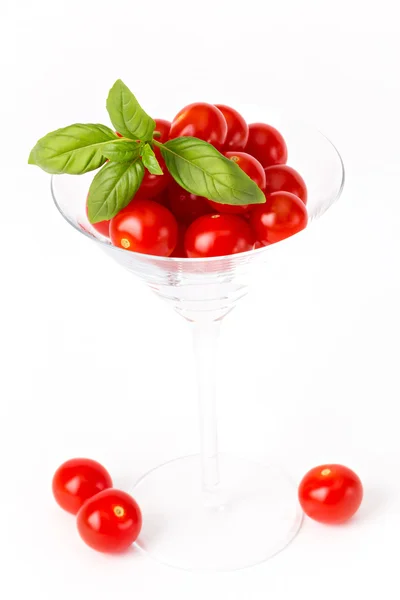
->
[77, 489, 142, 553]
[153, 119, 171, 161]
[264, 164, 307, 204]
[185, 214, 254, 258]
[298, 464, 363, 524]
[86, 197, 110, 237]
[207, 151, 266, 215]
[170, 223, 187, 257]
[215, 104, 249, 151]
[138, 157, 171, 199]
[245, 123, 288, 168]
[149, 189, 170, 208]
[168, 181, 212, 224]
[169, 102, 227, 149]
[249, 191, 307, 245]
[110, 198, 178, 256]
[52, 458, 113, 515]
[153, 118, 171, 143]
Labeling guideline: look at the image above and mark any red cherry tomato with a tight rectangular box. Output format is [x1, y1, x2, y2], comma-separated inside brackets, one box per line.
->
[110, 198, 178, 256]
[153, 119, 171, 161]
[264, 165, 307, 204]
[215, 104, 249, 151]
[151, 189, 170, 207]
[153, 118, 171, 143]
[225, 151, 266, 189]
[169, 102, 227, 149]
[138, 157, 171, 199]
[77, 489, 142, 553]
[207, 151, 266, 215]
[170, 223, 187, 258]
[168, 181, 212, 224]
[52, 458, 113, 515]
[185, 214, 254, 258]
[86, 197, 110, 237]
[249, 191, 308, 245]
[245, 123, 287, 168]
[298, 464, 363, 524]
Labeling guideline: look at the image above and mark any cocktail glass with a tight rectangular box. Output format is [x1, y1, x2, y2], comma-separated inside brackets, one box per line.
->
[51, 107, 344, 571]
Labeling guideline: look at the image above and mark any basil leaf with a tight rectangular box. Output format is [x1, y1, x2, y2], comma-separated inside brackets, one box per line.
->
[106, 79, 155, 141]
[102, 140, 143, 162]
[87, 159, 144, 223]
[28, 124, 117, 174]
[141, 143, 163, 175]
[160, 137, 265, 206]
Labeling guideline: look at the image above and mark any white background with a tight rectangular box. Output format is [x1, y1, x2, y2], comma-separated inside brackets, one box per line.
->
[1, 0, 400, 597]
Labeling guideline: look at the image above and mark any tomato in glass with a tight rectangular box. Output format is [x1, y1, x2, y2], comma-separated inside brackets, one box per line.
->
[207, 151, 266, 215]
[138, 157, 171, 199]
[110, 198, 178, 256]
[52, 458, 113, 515]
[245, 123, 288, 168]
[168, 181, 212, 224]
[77, 489, 142, 553]
[170, 223, 187, 257]
[298, 464, 363, 524]
[86, 197, 110, 237]
[264, 164, 307, 204]
[153, 118, 171, 143]
[185, 214, 254, 258]
[249, 191, 307, 245]
[169, 102, 227, 149]
[153, 119, 171, 161]
[215, 104, 248, 151]
[150, 189, 170, 207]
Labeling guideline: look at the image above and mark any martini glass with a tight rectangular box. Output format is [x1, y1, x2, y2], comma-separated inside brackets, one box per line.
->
[51, 108, 344, 571]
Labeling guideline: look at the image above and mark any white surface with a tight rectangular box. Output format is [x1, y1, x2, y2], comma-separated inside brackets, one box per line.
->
[1, 0, 400, 597]
[133, 454, 302, 570]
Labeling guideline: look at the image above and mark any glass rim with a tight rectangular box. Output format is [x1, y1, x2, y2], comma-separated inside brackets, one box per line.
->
[50, 128, 345, 265]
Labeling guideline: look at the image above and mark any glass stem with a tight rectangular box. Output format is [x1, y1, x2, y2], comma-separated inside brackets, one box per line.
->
[192, 319, 221, 493]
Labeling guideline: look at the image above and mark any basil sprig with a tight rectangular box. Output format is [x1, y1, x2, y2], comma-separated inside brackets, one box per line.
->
[29, 79, 265, 223]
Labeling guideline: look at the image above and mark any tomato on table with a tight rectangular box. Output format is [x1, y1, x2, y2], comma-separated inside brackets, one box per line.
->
[168, 181, 212, 224]
[264, 164, 307, 204]
[208, 151, 266, 215]
[298, 464, 363, 524]
[185, 214, 254, 258]
[249, 191, 308, 245]
[169, 102, 228, 149]
[245, 123, 288, 168]
[215, 104, 248, 151]
[77, 489, 142, 553]
[52, 458, 113, 515]
[110, 198, 178, 256]
[138, 156, 171, 199]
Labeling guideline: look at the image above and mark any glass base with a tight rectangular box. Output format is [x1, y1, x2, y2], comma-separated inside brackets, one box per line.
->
[132, 454, 303, 571]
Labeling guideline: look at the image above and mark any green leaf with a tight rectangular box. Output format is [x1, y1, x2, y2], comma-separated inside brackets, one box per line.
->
[141, 143, 163, 175]
[159, 137, 265, 206]
[102, 140, 143, 162]
[28, 124, 117, 174]
[106, 79, 155, 141]
[87, 159, 145, 223]
[28, 148, 37, 164]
